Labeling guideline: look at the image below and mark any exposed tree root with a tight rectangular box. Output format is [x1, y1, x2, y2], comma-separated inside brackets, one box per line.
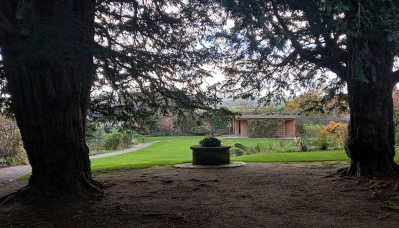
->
[336, 162, 399, 178]
[0, 187, 41, 205]
[336, 167, 349, 177]
[0, 178, 107, 205]
[90, 179, 107, 189]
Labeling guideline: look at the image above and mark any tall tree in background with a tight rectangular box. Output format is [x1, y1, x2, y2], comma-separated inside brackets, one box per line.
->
[0, 0, 221, 199]
[285, 92, 322, 113]
[218, 0, 399, 176]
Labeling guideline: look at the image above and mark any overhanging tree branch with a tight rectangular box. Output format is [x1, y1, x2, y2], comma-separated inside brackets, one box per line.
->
[266, 50, 298, 67]
[271, 2, 347, 80]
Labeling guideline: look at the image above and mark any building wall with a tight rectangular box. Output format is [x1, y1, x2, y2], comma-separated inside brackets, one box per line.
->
[274, 120, 285, 138]
[246, 119, 286, 138]
[159, 116, 174, 132]
[234, 119, 249, 136]
[285, 119, 296, 137]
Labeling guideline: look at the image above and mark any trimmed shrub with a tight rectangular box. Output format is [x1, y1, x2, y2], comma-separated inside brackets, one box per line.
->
[191, 122, 210, 135]
[230, 148, 244, 156]
[199, 137, 221, 147]
[234, 143, 247, 151]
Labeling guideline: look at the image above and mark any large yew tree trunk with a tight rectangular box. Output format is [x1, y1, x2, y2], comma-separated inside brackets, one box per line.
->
[345, 42, 399, 176]
[1, 1, 102, 198]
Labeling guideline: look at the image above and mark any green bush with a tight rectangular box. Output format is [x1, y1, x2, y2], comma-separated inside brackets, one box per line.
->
[104, 132, 123, 150]
[302, 124, 338, 150]
[199, 137, 221, 147]
[234, 143, 247, 151]
[234, 140, 297, 155]
[316, 131, 330, 150]
[303, 124, 324, 137]
[150, 131, 179, 137]
[0, 157, 16, 164]
[191, 122, 210, 135]
[86, 124, 106, 151]
[121, 133, 134, 147]
[104, 125, 114, 133]
[230, 148, 244, 156]
[295, 136, 312, 152]
[316, 130, 339, 150]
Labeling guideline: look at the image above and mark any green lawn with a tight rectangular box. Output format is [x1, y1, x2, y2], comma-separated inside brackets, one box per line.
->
[92, 137, 399, 169]
[231, 150, 350, 162]
[220, 138, 292, 145]
[138, 135, 206, 143]
[92, 138, 351, 170]
[18, 137, 399, 180]
[91, 139, 198, 171]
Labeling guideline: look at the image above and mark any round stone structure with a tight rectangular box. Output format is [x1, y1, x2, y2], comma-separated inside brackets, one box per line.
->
[190, 145, 231, 165]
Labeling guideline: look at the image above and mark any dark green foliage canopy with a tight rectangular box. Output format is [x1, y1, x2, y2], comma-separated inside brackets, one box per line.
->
[216, 0, 399, 111]
[0, 0, 231, 132]
[92, 0, 223, 130]
[203, 107, 235, 132]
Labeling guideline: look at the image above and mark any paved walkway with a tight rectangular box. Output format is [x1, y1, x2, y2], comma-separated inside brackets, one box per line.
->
[0, 142, 154, 187]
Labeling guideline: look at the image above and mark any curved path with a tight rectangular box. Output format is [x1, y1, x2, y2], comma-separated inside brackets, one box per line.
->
[0, 142, 154, 187]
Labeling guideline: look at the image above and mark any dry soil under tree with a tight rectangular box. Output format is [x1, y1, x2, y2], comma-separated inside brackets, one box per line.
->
[0, 162, 399, 227]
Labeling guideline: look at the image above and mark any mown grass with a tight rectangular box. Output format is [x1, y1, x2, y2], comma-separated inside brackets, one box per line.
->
[221, 138, 292, 145]
[17, 137, 399, 180]
[138, 135, 206, 143]
[91, 139, 197, 171]
[231, 150, 350, 162]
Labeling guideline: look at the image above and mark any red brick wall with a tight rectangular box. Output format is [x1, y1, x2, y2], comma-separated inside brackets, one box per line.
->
[159, 116, 174, 131]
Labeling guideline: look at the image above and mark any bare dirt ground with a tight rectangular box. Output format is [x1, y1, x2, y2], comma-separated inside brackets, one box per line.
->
[1, 162, 399, 228]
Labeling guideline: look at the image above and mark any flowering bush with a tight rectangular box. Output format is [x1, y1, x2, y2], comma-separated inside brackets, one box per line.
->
[324, 121, 348, 148]
[324, 121, 338, 134]
[299, 122, 345, 150]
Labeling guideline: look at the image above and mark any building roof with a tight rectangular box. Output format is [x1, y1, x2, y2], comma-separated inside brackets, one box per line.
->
[237, 113, 300, 120]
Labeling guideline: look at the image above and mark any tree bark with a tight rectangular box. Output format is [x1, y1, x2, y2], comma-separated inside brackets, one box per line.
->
[345, 42, 399, 176]
[1, 0, 102, 199]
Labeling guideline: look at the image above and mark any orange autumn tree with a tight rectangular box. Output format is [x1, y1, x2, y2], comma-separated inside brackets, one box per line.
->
[324, 121, 348, 148]
[285, 92, 321, 113]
